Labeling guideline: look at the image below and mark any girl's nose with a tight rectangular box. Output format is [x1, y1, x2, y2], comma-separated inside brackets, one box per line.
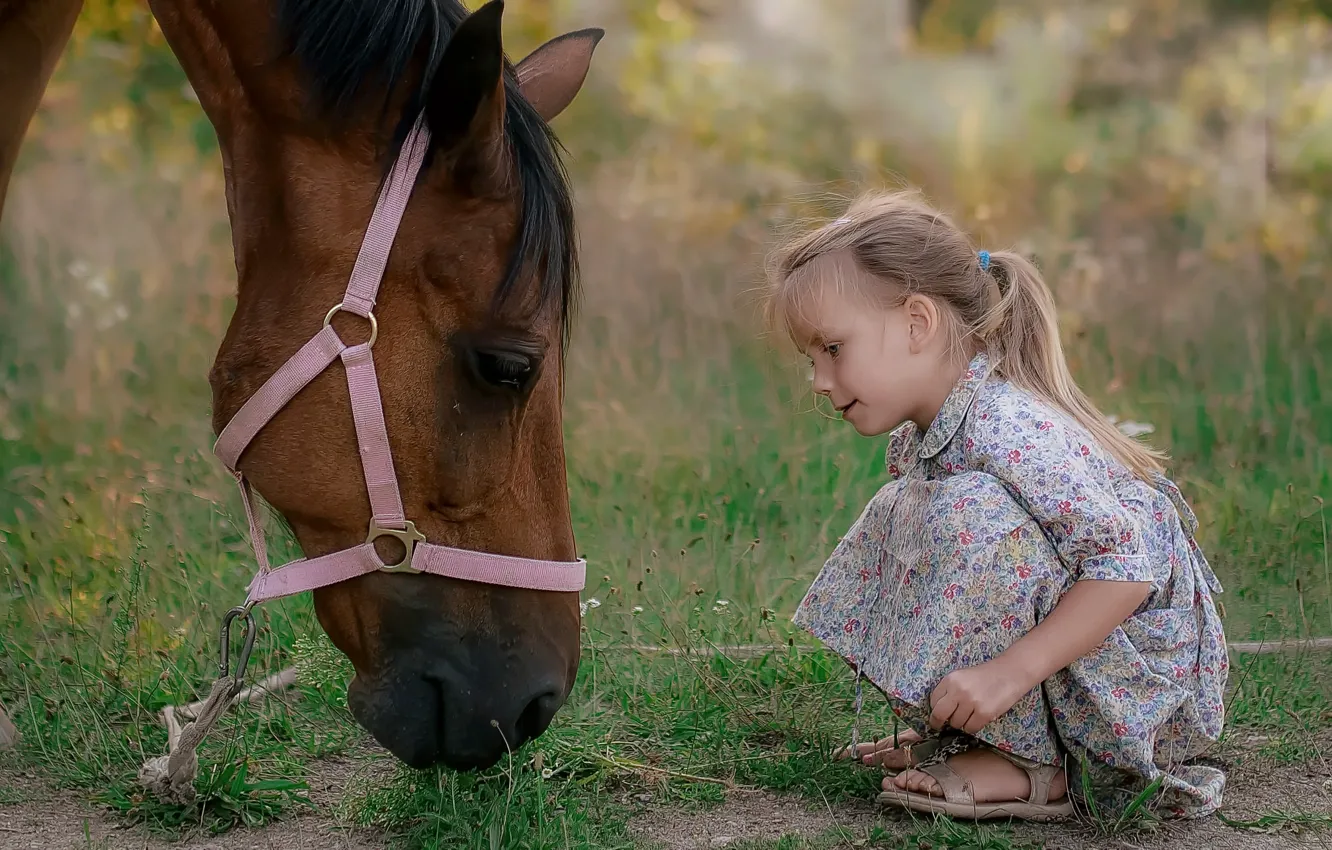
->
[811, 368, 833, 396]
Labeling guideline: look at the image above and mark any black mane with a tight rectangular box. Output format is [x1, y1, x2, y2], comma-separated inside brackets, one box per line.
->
[275, 0, 578, 344]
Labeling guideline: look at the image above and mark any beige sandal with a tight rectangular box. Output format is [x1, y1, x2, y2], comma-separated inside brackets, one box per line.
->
[877, 751, 1074, 822]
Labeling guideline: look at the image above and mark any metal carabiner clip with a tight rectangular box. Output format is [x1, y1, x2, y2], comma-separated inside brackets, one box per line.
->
[218, 604, 257, 698]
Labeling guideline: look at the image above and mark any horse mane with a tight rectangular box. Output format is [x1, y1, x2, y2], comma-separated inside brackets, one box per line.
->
[275, 0, 579, 345]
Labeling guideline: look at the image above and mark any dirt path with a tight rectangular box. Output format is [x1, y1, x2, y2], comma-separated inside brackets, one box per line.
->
[0, 751, 391, 850]
[2, 733, 1329, 849]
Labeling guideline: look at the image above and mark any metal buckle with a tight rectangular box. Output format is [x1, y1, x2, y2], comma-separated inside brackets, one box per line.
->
[219, 603, 257, 698]
[369, 520, 426, 573]
[324, 302, 378, 348]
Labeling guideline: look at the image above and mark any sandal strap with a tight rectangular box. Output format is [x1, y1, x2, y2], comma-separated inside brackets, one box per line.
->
[915, 761, 976, 805]
[980, 745, 1064, 806]
[1023, 764, 1062, 806]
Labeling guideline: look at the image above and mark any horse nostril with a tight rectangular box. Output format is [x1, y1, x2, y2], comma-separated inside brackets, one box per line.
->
[346, 673, 443, 769]
[515, 688, 561, 742]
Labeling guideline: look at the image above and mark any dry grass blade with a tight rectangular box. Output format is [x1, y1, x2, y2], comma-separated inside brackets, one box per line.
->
[0, 700, 17, 750]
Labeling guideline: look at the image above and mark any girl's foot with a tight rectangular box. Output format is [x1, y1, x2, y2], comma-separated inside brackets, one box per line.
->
[834, 729, 924, 769]
[886, 747, 1068, 804]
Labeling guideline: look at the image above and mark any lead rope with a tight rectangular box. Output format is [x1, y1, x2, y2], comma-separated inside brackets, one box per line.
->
[136, 473, 298, 802]
[138, 677, 239, 804]
[137, 605, 263, 804]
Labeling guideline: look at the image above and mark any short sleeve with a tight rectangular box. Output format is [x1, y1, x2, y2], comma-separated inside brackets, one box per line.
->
[964, 397, 1152, 584]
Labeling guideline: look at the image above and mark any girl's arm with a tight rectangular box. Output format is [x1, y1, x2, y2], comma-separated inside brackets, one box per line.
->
[928, 579, 1151, 733]
[998, 578, 1151, 688]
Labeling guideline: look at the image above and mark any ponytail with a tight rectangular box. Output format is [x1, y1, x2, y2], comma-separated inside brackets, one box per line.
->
[978, 251, 1166, 481]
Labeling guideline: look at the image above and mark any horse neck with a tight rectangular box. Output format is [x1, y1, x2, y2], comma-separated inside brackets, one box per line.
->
[0, 0, 83, 218]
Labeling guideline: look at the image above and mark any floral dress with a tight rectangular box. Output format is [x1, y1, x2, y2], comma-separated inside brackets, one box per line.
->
[793, 352, 1229, 818]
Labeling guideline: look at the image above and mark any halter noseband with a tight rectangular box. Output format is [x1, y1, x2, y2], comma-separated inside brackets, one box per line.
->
[212, 115, 586, 605]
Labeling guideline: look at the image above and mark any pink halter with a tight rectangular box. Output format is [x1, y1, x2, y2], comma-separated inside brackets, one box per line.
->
[212, 115, 586, 605]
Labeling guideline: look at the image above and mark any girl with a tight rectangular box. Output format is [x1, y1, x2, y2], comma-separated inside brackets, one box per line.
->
[765, 189, 1228, 822]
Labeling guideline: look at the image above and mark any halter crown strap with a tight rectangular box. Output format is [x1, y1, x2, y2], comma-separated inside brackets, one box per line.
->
[341, 118, 430, 317]
[211, 114, 586, 604]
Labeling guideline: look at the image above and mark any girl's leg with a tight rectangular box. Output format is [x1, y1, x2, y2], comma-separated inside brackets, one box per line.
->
[863, 472, 1074, 811]
[799, 470, 1076, 813]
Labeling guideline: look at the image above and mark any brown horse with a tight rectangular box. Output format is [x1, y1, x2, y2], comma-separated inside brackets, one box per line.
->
[0, 0, 602, 771]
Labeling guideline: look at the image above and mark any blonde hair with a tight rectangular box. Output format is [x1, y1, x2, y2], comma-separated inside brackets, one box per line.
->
[764, 188, 1166, 481]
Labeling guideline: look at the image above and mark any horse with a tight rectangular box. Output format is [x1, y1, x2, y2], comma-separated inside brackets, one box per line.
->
[0, 0, 603, 772]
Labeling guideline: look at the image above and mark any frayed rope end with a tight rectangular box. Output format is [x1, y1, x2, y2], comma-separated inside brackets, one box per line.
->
[137, 676, 235, 805]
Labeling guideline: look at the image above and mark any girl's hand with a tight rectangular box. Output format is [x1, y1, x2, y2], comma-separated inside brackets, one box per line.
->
[927, 660, 1033, 735]
[926, 581, 1153, 736]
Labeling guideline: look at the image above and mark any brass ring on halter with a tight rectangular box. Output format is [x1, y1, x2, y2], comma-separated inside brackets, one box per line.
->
[323, 302, 379, 348]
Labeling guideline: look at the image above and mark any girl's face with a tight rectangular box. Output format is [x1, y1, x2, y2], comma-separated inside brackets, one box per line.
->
[794, 254, 957, 437]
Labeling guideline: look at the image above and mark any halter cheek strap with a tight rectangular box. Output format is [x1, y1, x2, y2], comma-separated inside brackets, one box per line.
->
[212, 114, 586, 605]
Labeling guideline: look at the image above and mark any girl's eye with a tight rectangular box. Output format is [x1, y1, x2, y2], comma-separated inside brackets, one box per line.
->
[826, 343, 841, 358]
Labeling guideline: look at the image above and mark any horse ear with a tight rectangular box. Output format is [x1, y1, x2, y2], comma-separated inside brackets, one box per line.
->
[515, 28, 604, 123]
[426, 0, 506, 161]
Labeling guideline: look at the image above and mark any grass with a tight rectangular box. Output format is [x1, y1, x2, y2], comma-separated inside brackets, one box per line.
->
[3, 6, 1332, 849]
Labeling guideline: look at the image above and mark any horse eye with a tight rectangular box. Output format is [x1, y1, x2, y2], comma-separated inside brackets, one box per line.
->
[472, 349, 534, 390]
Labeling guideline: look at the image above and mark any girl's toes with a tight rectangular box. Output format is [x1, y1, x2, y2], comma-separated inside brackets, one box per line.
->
[887, 769, 941, 797]
[912, 771, 941, 795]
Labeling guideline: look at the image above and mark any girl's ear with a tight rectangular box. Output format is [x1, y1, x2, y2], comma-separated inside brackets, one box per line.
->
[904, 294, 940, 354]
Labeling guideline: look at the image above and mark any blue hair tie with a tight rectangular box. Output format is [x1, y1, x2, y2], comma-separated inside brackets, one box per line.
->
[978, 250, 991, 272]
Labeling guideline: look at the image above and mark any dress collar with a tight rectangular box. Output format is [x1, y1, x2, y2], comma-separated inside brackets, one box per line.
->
[918, 351, 993, 459]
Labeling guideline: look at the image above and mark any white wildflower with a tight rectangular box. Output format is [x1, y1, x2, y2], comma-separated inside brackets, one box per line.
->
[1107, 414, 1155, 439]
[87, 273, 110, 298]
